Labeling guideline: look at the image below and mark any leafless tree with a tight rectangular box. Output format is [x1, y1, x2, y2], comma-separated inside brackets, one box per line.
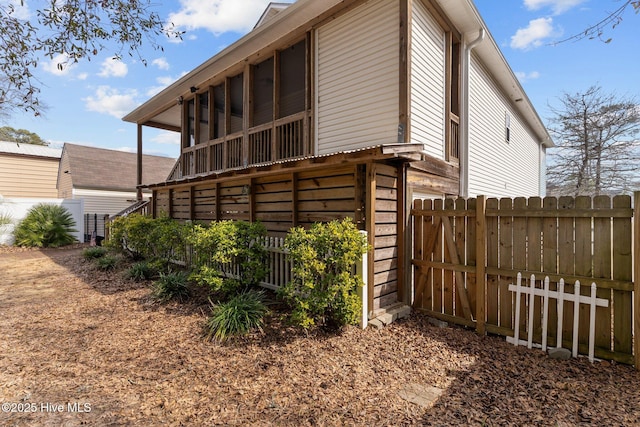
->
[553, 0, 640, 45]
[546, 86, 640, 196]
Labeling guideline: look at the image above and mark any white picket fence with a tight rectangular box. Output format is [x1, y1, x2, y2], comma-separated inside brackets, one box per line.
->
[217, 232, 369, 329]
[506, 273, 609, 362]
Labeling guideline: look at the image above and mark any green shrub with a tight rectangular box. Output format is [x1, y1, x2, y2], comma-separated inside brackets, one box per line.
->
[0, 212, 13, 226]
[126, 261, 157, 281]
[95, 254, 118, 271]
[204, 290, 268, 341]
[14, 203, 77, 248]
[188, 220, 267, 296]
[83, 246, 107, 260]
[107, 214, 189, 265]
[278, 218, 368, 330]
[152, 271, 190, 302]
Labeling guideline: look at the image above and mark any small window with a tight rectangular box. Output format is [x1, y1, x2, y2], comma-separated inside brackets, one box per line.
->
[505, 112, 511, 143]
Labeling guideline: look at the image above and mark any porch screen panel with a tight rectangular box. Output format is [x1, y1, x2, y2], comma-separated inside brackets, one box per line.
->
[229, 73, 244, 135]
[316, 0, 399, 155]
[279, 40, 306, 118]
[253, 57, 274, 126]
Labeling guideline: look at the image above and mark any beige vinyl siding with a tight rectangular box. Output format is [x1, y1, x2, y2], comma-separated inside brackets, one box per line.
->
[467, 55, 541, 197]
[0, 154, 60, 198]
[57, 153, 73, 198]
[73, 189, 150, 215]
[316, 0, 399, 155]
[410, 0, 446, 159]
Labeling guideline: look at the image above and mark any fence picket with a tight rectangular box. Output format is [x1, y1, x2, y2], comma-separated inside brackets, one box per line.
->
[507, 275, 608, 362]
[411, 194, 636, 366]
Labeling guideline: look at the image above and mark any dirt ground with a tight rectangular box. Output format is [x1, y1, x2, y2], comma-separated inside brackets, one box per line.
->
[1, 246, 640, 426]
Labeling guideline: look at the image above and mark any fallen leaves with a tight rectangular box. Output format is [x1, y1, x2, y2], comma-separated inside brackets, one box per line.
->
[0, 246, 639, 426]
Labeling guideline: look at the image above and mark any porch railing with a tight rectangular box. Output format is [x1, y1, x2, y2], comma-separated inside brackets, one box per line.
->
[178, 111, 310, 179]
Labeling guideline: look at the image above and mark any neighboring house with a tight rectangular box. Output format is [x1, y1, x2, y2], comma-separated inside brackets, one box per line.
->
[57, 143, 176, 217]
[0, 140, 62, 198]
[123, 0, 553, 314]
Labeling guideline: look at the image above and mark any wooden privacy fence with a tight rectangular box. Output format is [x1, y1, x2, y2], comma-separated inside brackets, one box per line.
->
[411, 194, 640, 367]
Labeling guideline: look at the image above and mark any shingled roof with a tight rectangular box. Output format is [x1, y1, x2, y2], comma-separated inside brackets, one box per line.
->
[61, 143, 176, 192]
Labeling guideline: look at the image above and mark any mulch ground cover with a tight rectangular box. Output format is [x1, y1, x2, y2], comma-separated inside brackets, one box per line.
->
[1, 246, 639, 426]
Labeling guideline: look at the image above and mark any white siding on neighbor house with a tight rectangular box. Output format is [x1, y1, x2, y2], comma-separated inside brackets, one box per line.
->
[316, 0, 399, 155]
[410, 0, 446, 159]
[72, 189, 150, 215]
[467, 55, 542, 198]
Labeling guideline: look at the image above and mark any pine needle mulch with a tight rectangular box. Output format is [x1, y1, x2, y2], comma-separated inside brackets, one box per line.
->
[1, 246, 639, 426]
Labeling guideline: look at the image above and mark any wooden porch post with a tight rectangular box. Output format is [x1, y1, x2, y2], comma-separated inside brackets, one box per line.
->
[634, 191, 640, 369]
[136, 124, 143, 201]
[366, 162, 377, 318]
[475, 195, 486, 335]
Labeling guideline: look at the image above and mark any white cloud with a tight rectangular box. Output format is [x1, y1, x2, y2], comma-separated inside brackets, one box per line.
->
[83, 86, 139, 119]
[515, 71, 541, 82]
[115, 146, 135, 153]
[1, 0, 31, 20]
[98, 57, 128, 78]
[168, 0, 285, 35]
[152, 58, 170, 70]
[151, 131, 181, 146]
[524, 0, 586, 15]
[510, 17, 555, 50]
[77, 73, 89, 81]
[42, 54, 77, 76]
[146, 72, 188, 97]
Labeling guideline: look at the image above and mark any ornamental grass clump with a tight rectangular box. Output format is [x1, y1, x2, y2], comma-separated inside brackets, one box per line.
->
[126, 261, 157, 282]
[95, 254, 118, 271]
[152, 271, 190, 303]
[14, 203, 77, 248]
[82, 246, 107, 260]
[204, 289, 268, 342]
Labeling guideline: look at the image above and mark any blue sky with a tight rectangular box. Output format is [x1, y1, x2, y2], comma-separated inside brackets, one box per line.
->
[3, 0, 639, 159]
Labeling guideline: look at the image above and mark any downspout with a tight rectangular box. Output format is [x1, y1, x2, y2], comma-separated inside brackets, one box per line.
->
[459, 28, 484, 198]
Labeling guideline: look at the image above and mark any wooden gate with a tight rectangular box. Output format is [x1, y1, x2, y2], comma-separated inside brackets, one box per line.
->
[412, 194, 639, 367]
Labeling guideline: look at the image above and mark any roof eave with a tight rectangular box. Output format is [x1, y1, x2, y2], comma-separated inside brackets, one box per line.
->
[122, 0, 344, 125]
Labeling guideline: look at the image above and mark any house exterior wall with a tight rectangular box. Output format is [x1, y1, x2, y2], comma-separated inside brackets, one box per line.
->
[72, 188, 149, 216]
[467, 54, 543, 197]
[152, 157, 405, 314]
[0, 154, 60, 198]
[409, 0, 446, 160]
[57, 152, 73, 198]
[315, 0, 400, 155]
